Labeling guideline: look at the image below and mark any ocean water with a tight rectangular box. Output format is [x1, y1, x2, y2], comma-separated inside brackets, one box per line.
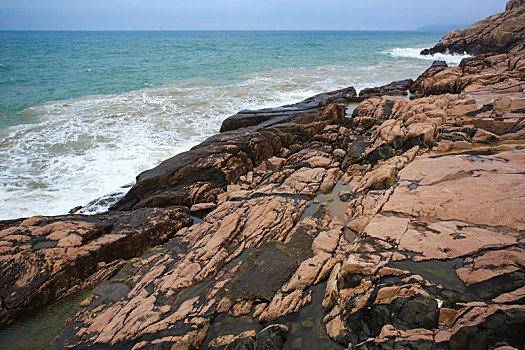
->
[0, 31, 470, 220]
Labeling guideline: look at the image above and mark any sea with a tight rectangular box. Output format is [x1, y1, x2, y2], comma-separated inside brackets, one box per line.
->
[0, 31, 470, 220]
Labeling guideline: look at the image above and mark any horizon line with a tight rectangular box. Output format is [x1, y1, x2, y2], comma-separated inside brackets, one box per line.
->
[0, 28, 451, 33]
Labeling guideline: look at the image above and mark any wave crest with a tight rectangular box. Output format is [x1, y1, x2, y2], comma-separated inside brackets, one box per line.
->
[387, 47, 471, 65]
[0, 60, 440, 219]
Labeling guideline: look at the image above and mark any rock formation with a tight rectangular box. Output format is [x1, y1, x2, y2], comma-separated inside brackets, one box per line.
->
[219, 87, 360, 133]
[421, 1, 525, 55]
[358, 79, 413, 99]
[507, 0, 524, 11]
[1, 2, 524, 350]
[0, 207, 192, 329]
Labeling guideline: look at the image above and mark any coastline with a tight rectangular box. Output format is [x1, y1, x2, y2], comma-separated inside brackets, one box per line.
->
[1, 2, 525, 349]
[0, 31, 461, 221]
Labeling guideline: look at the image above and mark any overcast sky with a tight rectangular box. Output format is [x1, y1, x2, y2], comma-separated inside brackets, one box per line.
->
[0, 0, 509, 31]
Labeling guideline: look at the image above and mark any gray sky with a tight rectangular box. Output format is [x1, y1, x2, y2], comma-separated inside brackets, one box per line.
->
[0, 0, 509, 30]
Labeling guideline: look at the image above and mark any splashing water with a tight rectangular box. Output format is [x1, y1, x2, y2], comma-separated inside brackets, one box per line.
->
[0, 31, 453, 219]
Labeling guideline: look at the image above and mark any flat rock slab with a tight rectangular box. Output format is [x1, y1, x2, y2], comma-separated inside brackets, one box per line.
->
[363, 150, 525, 263]
[382, 149, 525, 231]
[226, 242, 298, 301]
[331, 148, 525, 349]
[359, 79, 413, 99]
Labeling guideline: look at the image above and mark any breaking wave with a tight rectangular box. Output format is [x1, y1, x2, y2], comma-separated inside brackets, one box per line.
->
[0, 61, 437, 219]
[387, 47, 471, 65]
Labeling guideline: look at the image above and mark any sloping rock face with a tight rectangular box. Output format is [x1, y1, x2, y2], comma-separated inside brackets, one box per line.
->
[111, 103, 347, 212]
[421, 1, 525, 55]
[507, 0, 524, 11]
[49, 101, 356, 350]
[0, 207, 192, 328]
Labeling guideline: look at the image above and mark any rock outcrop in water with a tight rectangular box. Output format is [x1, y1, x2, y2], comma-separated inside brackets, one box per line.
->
[412, 43, 525, 98]
[111, 87, 358, 212]
[219, 87, 360, 133]
[358, 79, 413, 99]
[1, 1, 524, 350]
[421, 0, 525, 56]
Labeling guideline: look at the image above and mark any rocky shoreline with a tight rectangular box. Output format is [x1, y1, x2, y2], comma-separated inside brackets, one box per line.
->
[1, 2, 525, 349]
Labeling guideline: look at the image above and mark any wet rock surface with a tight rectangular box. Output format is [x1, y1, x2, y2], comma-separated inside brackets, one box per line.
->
[1, 3, 524, 350]
[0, 207, 192, 329]
[49, 83, 523, 348]
[111, 101, 348, 212]
[44, 100, 354, 349]
[358, 79, 413, 99]
[220, 87, 359, 133]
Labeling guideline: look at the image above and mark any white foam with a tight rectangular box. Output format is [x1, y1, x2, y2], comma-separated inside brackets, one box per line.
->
[387, 47, 471, 65]
[0, 60, 435, 220]
[74, 187, 129, 215]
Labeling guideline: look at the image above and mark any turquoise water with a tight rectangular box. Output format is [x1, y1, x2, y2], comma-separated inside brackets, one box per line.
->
[0, 31, 445, 128]
[0, 31, 468, 219]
